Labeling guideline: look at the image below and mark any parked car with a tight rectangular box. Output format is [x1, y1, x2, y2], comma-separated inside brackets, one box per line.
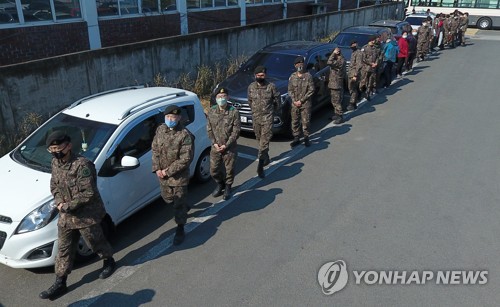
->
[212, 41, 335, 136]
[404, 12, 436, 31]
[329, 26, 393, 64]
[369, 19, 412, 39]
[0, 86, 211, 269]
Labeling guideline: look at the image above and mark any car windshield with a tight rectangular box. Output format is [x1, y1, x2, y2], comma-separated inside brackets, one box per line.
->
[405, 17, 425, 26]
[240, 52, 297, 79]
[12, 113, 117, 172]
[332, 33, 371, 47]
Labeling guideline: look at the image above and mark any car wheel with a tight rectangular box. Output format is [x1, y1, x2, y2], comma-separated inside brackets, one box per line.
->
[195, 148, 211, 183]
[75, 215, 114, 262]
[477, 17, 491, 30]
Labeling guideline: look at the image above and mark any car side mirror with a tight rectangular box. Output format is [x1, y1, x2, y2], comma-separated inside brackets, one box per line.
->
[112, 156, 140, 172]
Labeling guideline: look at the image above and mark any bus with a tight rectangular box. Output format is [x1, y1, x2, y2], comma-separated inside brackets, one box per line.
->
[406, 0, 500, 29]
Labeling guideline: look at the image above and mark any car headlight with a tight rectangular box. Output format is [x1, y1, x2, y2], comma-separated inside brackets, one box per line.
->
[16, 199, 58, 234]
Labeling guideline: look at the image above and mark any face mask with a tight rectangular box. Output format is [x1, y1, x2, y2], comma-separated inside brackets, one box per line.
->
[52, 151, 66, 160]
[423, 23, 428, 27]
[296, 65, 304, 73]
[165, 119, 177, 128]
[216, 97, 227, 106]
[412, 32, 417, 36]
[256, 77, 265, 84]
[402, 35, 408, 39]
[351, 46, 357, 51]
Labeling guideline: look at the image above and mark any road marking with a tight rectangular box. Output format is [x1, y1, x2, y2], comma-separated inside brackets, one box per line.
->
[74, 55, 427, 306]
[237, 152, 258, 161]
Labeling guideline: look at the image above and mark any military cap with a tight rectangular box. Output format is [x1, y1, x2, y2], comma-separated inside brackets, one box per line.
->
[46, 131, 71, 147]
[294, 56, 304, 64]
[216, 87, 229, 95]
[164, 105, 181, 115]
[350, 40, 357, 45]
[254, 65, 267, 74]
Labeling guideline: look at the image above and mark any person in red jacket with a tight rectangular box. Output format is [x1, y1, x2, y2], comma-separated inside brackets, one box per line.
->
[396, 31, 409, 78]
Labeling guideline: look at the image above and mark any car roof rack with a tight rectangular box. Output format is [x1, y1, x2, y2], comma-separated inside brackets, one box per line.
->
[118, 91, 187, 120]
[68, 85, 145, 109]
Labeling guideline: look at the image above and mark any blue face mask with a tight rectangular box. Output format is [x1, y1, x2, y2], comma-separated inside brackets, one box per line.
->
[216, 98, 227, 106]
[165, 119, 177, 128]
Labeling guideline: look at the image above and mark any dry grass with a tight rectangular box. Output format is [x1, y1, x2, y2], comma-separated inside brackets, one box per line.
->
[151, 56, 248, 112]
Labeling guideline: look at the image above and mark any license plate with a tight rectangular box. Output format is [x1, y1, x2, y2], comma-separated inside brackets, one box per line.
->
[240, 116, 247, 123]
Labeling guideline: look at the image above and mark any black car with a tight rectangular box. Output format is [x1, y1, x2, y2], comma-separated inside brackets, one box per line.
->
[369, 20, 412, 39]
[330, 26, 393, 64]
[213, 41, 335, 135]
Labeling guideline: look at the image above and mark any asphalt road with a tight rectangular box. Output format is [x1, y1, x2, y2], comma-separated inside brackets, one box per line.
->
[1, 31, 500, 307]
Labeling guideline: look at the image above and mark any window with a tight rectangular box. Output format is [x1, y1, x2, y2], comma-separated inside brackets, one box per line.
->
[180, 104, 195, 126]
[114, 115, 159, 161]
[187, 0, 238, 9]
[97, 0, 138, 16]
[23, 0, 81, 21]
[141, 0, 175, 12]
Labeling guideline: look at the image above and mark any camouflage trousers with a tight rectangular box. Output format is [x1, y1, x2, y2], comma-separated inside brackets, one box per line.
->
[417, 40, 427, 57]
[160, 184, 188, 225]
[330, 88, 344, 116]
[360, 69, 376, 93]
[291, 101, 311, 138]
[210, 148, 237, 185]
[253, 119, 273, 162]
[55, 223, 113, 277]
[347, 77, 360, 105]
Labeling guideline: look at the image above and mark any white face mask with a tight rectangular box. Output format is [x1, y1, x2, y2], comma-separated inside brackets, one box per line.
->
[402, 35, 408, 39]
[412, 32, 417, 36]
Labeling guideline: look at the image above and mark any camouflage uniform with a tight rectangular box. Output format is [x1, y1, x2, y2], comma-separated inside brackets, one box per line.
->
[360, 43, 380, 94]
[152, 123, 194, 225]
[348, 49, 363, 107]
[417, 24, 430, 58]
[207, 104, 241, 185]
[50, 153, 113, 277]
[450, 17, 460, 47]
[327, 52, 346, 116]
[426, 23, 434, 52]
[288, 71, 315, 138]
[247, 80, 280, 162]
[459, 15, 468, 45]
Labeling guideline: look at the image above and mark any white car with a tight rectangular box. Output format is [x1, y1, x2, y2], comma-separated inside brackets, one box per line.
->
[0, 86, 211, 269]
[404, 12, 436, 31]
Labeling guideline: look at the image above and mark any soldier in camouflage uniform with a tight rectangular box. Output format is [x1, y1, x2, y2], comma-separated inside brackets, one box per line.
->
[449, 13, 460, 48]
[152, 105, 194, 245]
[247, 65, 280, 178]
[288, 56, 315, 148]
[347, 40, 363, 111]
[40, 131, 115, 300]
[417, 20, 431, 60]
[327, 47, 346, 124]
[361, 35, 380, 101]
[459, 12, 469, 46]
[207, 87, 241, 200]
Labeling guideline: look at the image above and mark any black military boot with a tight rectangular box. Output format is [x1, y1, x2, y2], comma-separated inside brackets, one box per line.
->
[257, 159, 265, 178]
[303, 136, 311, 147]
[173, 224, 185, 246]
[290, 137, 301, 148]
[333, 115, 344, 125]
[211, 182, 225, 197]
[39, 275, 68, 300]
[223, 184, 232, 200]
[99, 257, 116, 279]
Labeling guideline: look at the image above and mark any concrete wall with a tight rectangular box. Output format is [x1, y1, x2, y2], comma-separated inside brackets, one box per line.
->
[0, 2, 403, 137]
